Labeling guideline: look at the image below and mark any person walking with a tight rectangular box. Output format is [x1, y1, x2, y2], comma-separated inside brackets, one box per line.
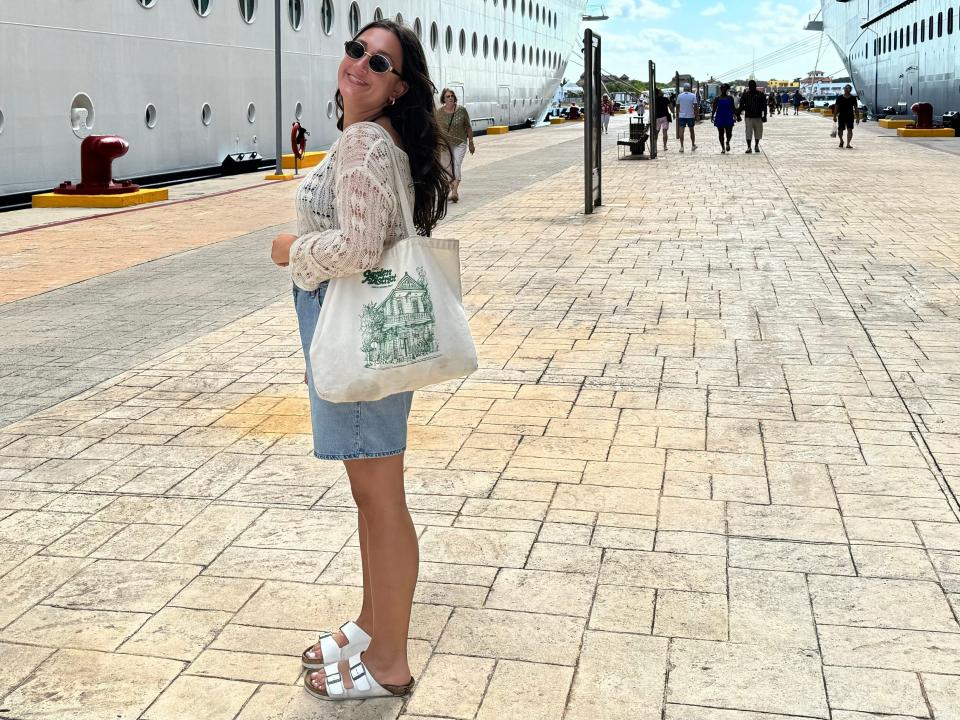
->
[792, 89, 803, 115]
[271, 18, 451, 702]
[676, 83, 698, 152]
[767, 92, 777, 118]
[436, 87, 474, 202]
[832, 84, 860, 148]
[600, 93, 613, 134]
[739, 79, 767, 153]
[654, 87, 673, 151]
[711, 83, 739, 154]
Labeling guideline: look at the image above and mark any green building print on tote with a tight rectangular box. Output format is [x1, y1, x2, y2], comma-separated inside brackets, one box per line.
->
[360, 267, 439, 368]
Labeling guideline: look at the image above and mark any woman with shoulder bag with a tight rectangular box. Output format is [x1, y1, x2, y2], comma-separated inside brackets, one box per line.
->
[270, 18, 451, 702]
[436, 88, 474, 203]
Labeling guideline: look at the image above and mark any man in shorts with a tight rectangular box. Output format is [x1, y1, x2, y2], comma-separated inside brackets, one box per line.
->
[832, 84, 860, 148]
[676, 83, 699, 152]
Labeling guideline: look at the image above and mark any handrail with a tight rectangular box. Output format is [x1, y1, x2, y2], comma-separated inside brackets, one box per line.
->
[471, 116, 496, 124]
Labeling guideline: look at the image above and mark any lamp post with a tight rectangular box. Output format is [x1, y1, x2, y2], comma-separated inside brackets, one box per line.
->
[274, 0, 284, 177]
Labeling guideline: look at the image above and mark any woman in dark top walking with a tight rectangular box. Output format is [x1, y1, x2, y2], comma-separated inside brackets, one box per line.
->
[654, 88, 673, 151]
[711, 84, 739, 154]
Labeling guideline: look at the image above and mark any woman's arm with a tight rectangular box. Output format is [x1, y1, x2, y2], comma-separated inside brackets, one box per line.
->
[463, 108, 475, 152]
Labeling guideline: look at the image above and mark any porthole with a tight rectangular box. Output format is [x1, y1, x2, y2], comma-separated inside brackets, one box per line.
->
[320, 0, 334, 34]
[289, 0, 304, 30]
[0, 108, 4, 135]
[239, 0, 257, 23]
[414, 17, 422, 40]
[201, 102, 212, 126]
[349, 2, 360, 35]
[70, 93, 95, 138]
[193, 0, 212, 17]
[327, 100, 335, 118]
[445, 25, 453, 52]
[295, 101, 303, 120]
[512, 41, 517, 62]
[521, 0, 525, 15]
[374, 6, 382, 21]
[430, 22, 438, 50]
[483, 35, 489, 57]
[521, 45, 526, 64]
[459, 29, 466, 55]
[471, 32, 478, 56]
[144, 103, 158, 128]
[396, 12, 403, 24]
[247, 102, 256, 123]
[512, 0, 516, 12]
[493, 37, 499, 58]
[137, 0, 157, 7]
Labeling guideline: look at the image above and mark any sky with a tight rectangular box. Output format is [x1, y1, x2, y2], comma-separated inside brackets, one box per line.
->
[577, 0, 844, 84]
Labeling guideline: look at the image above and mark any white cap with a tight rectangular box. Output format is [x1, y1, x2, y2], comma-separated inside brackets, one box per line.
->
[682, 83, 691, 90]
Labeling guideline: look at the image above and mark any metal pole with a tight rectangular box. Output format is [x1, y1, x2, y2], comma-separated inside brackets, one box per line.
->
[584, 29, 594, 214]
[274, 0, 283, 176]
[649, 60, 657, 160]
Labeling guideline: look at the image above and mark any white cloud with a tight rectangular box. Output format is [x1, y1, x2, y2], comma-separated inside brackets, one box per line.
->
[716, 20, 739, 32]
[603, 0, 673, 20]
[700, 2, 725, 16]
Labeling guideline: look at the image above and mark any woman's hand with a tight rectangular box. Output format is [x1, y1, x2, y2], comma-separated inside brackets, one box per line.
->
[468, 139, 476, 155]
[271, 233, 297, 267]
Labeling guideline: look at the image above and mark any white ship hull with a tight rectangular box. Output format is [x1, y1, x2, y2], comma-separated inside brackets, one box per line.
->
[0, 0, 584, 197]
[820, 0, 959, 116]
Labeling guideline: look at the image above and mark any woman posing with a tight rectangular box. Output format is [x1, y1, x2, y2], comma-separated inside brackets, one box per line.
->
[711, 84, 739, 154]
[270, 19, 450, 701]
[436, 88, 475, 203]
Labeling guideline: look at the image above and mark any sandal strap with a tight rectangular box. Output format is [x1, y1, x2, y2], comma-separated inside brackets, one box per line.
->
[318, 633, 341, 665]
[339, 621, 372, 647]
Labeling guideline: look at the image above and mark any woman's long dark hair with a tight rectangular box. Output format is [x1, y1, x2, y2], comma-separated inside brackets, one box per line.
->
[335, 20, 451, 236]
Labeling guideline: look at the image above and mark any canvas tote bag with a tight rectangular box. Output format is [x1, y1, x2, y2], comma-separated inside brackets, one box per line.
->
[309, 133, 478, 403]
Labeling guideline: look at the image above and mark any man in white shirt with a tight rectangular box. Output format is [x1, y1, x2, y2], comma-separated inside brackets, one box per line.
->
[676, 83, 699, 152]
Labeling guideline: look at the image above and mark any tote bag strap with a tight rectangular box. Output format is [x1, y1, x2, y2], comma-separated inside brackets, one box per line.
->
[364, 122, 416, 238]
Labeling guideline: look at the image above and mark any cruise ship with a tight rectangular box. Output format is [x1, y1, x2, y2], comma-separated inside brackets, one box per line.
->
[0, 0, 586, 199]
[817, 0, 959, 117]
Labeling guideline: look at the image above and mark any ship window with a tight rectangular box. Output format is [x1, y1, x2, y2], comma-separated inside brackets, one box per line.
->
[512, 41, 517, 62]
[290, 0, 305, 31]
[459, 29, 466, 55]
[193, 0, 212, 17]
[922, 18, 925, 40]
[395, 12, 403, 24]
[929, 16, 934, 39]
[320, 0, 333, 35]
[938, 11, 942, 36]
[326, 100, 335, 118]
[493, 37, 499, 58]
[374, 6, 382, 21]
[483, 35, 488, 57]
[295, 101, 303, 120]
[528, 1, 532, 17]
[445, 25, 453, 52]
[949, 8, 954, 34]
[512, 0, 516, 12]
[521, 0, 525, 16]
[137, 0, 157, 7]
[239, 0, 257, 23]
[430, 22, 438, 50]
[144, 104, 157, 129]
[414, 17, 422, 40]
[349, 2, 360, 35]
[247, 102, 256, 123]
[521, 45, 525, 64]
[914, 22, 918, 43]
[201, 102, 212, 126]
[471, 32, 478, 56]
[899, 27, 903, 48]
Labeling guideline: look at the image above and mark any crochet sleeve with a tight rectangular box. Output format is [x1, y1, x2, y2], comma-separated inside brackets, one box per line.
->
[289, 124, 398, 290]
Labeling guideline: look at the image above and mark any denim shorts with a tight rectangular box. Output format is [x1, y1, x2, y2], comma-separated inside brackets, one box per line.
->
[679, 117, 696, 128]
[293, 282, 413, 461]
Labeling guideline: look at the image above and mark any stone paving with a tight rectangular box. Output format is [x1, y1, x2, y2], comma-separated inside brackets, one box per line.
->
[2, 113, 960, 720]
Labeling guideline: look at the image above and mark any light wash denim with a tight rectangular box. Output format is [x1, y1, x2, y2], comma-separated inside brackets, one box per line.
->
[293, 282, 413, 460]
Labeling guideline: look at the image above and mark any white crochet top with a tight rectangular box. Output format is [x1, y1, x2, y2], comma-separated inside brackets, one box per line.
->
[290, 122, 414, 291]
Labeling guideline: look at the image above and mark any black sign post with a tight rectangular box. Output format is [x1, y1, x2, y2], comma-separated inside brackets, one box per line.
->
[584, 29, 601, 214]
[648, 60, 657, 160]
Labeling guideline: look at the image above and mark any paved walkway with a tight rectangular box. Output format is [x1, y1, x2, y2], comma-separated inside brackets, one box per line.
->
[2, 113, 960, 720]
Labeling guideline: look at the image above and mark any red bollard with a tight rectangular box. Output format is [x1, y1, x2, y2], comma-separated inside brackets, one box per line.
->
[54, 135, 139, 195]
[911, 102, 934, 129]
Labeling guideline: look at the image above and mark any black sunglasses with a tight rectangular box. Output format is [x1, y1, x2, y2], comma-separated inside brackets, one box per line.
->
[344, 40, 402, 77]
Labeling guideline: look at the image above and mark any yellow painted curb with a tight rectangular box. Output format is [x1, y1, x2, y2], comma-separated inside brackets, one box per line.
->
[32, 187, 169, 208]
[264, 173, 297, 181]
[897, 128, 955, 137]
[487, 125, 509, 134]
[282, 151, 327, 169]
[879, 118, 914, 129]
[549, 117, 566, 125]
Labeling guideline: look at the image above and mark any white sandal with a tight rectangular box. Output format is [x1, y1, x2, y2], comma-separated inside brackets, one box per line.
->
[301, 621, 371, 670]
[303, 653, 415, 701]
